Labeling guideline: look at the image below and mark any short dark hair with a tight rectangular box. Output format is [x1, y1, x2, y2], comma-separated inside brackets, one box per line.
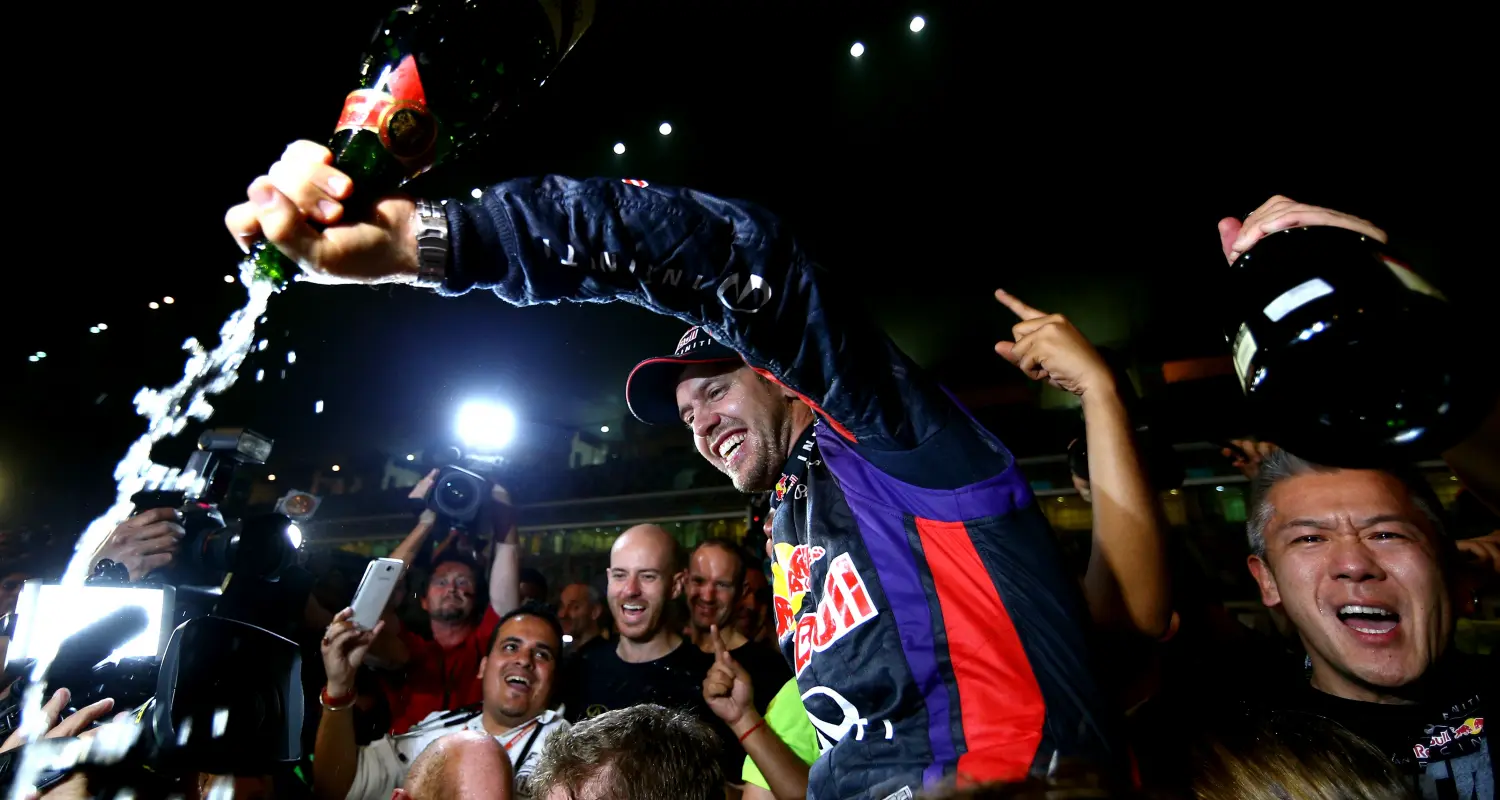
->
[528, 704, 723, 800]
[487, 600, 565, 656]
[689, 538, 747, 589]
[425, 552, 488, 622]
[519, 566, 549, 598]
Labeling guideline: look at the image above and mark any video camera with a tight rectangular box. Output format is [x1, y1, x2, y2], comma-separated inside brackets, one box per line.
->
[0, 428, 307, 792]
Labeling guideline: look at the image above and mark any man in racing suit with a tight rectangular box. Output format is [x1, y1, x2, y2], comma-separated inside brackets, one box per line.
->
[226, 141, 1117, 798]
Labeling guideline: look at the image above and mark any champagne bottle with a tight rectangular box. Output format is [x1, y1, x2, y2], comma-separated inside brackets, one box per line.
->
[247, 0, 595, 287]
[1224, 226, 1493, 465]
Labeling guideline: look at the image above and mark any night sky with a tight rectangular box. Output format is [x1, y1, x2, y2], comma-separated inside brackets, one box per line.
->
[1, 2, 1489, 526]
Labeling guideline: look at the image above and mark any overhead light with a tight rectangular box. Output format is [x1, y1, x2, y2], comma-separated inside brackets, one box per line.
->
[163, 296, 175, 304]
[224, 275, 236, 283]
[600, 425, 610, 433]
[850, 42, 865, 57]
[613, 142, 626, 155]
[406, 454, 416, 461]
[658, 122, 672, 136]
[470, 188, 483, 199]
[314, 400, 324, 414]
[255, 369, 264, 383]
[287, 351, 297, 364]
[1215, 485, 1225, 492]
[267, 474, 277, 481]
[97, 323, 108, 331]
[909, 15, 925, 32]
[149, 301, 160, 309]
[34, 352, 46, 358]
[28, 355, 39, 362]
[331, 465, 341, 472]
[89, 326, 100, 334]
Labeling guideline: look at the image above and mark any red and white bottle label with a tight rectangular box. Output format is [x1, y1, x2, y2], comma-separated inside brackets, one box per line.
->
[333, 54, 437, 166]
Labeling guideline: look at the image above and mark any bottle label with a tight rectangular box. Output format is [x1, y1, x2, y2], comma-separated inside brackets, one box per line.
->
[1382, 256, 1447, 301]
[1232, 323, 1258, 395]
[1263, 277, 1334, 322]
[334, 54, 437, 167]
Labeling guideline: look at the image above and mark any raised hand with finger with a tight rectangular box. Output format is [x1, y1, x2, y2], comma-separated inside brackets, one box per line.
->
[993, 290, 1114, 400]
[701, 624, 755, 731]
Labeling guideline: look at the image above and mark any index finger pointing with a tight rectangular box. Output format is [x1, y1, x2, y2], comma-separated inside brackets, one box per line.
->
[994, 289, 1046, 321]
[710, 624, 727, 660]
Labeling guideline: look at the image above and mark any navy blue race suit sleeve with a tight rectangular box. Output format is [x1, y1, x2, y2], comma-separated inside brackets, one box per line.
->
[443, 176, 986, 460]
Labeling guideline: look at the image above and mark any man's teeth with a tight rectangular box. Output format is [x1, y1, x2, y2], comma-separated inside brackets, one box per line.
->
[623, 604, 645, 613]
[717, 433, 747, 460]
[1338, 605, 1395, 617]
[505, 676, 529, 687]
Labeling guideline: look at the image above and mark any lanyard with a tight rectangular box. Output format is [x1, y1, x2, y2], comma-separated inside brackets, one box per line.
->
[499, 718, 542, 752]
[769, 425, 820, 512]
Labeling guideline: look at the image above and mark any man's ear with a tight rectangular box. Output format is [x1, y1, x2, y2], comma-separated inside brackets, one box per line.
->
[477, 656, 487, 680]
[671, 570, 685, 600]
[589, 603, 602, 622]
[1247, 555, 1282, 609]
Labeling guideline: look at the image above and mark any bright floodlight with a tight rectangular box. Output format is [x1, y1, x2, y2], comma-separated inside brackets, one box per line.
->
[97, 323, 108, 331]
[149, 301, 160, 309]
[613, 142, 626, 154]
[850, 42, 865, 57]
[470, 188, 483, 199]
[224, 275, 236, 283]
[909, 15, 925, 32]
[163, 296, 175, 304]
[406, 454, 416, 461]
[286, 523, 303, 549]
[457, 400, 517, 450]
[658, 122, 672, 135]
[600, 425, 610, 433]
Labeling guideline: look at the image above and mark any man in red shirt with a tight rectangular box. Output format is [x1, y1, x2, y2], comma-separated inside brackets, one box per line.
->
[362, 473, 522, 733]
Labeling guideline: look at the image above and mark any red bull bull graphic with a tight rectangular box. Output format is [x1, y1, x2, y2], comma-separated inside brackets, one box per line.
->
[772, 544, 879, 676]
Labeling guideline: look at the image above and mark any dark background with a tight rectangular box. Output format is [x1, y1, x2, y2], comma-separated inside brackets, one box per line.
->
[0, 2, 1490, 527]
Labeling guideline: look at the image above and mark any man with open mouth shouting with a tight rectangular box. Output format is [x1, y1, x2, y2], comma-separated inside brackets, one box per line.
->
[1246, 448, 1493, 800]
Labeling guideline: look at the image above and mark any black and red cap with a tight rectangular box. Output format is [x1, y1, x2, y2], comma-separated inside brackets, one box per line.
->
[625, 326, 743, 425]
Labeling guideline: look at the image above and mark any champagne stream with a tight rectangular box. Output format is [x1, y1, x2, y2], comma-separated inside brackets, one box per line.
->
[8, 260, 274, 798]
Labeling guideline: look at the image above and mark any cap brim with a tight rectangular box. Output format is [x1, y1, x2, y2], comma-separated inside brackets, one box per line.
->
[626, 355, 742, 425]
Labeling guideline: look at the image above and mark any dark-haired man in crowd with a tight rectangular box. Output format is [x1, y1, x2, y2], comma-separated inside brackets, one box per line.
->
[315, 602, 567, 800]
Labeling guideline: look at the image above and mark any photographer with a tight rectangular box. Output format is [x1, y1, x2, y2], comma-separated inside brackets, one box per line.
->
[360, 470, 522, 734]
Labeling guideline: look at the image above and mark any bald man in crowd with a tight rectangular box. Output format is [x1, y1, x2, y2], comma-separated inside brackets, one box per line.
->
[558, 581, 608, 658]
[391, 730, 512, 800]
[558, 524, 745, 787]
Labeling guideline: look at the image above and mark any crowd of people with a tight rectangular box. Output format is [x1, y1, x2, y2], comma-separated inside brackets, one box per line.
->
[1, 148, 1495, 800]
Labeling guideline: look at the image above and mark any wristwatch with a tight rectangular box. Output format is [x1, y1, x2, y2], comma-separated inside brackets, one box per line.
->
[412, 198, 450, 288]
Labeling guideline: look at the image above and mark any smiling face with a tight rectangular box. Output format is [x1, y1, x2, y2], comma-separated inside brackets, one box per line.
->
[607, 525, 682, 644]
[480, 614, 560, 728]
[423, 560, 478, 623]
[687, 544, 743, 634]
[1247, 469, 1452, 702]
[675, 363, 803, 493]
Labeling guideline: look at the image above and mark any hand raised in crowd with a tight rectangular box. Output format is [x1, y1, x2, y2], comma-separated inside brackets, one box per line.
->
[702, 624, 754, 729]
[409, 468, 440, 527]
[321, 608, 386, 698]
[1217, 195, 1388, 265]
[0, 688, 116, 754]
[1456, 530, 1500, 574]
[1221, 438, 1280, 482]
[90, 507, 185, 581]
[993, 290, 1114, 400]
[224, 140, 419, 285]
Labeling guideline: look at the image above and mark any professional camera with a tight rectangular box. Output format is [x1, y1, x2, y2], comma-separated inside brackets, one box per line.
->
[420, 445, 500, 529]
[0, 428, 307, 791]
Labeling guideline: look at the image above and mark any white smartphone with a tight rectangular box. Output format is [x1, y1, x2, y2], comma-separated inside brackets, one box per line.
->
[350, 558, 404, 631]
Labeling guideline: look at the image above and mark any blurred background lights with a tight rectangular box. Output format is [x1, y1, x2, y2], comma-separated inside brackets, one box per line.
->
[287, 351, 297, 364]
[314, 400, 325, 414]
[163, 296, 174, 304]
[149, 301, 160, 309]
[658, 122, 672, 135]
[89, 326, 100, 334]
[600, 425, 610, 433]
[97, 323, 108, 331]
[850, 42, 865, 57]
[909, 15, 925, 32]
[470, 188, 483, 199]
[224, 275, 235, 283]
[613, 142, 626, 154]
[406, 454, 416, 461]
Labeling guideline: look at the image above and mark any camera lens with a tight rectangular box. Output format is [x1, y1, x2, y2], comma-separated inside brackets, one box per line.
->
[431, 468, 486, 523]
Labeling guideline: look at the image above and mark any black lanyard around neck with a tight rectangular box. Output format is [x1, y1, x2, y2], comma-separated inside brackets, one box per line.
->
[768, 424, 819, 513]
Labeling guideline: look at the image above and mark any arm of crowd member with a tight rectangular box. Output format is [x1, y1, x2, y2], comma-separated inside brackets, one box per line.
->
[0, 688, 115, 753]
[1221, 438, 1280, 483]
[994, 291, 1172, 638]
[486, 483, 521, 617]
[702, 627, 810, 800]
[363, 470, 445, 667]
[312, 609, 386, 800]
[226, 142, 966, 455]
